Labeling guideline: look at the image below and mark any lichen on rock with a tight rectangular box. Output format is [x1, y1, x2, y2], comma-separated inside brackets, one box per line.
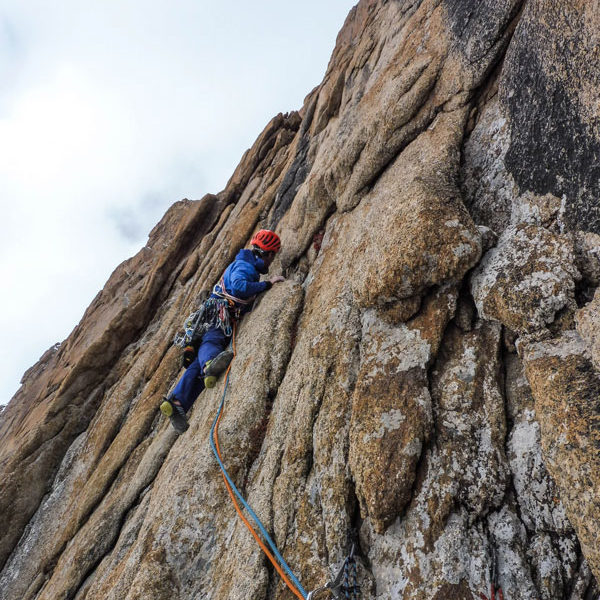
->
[523, 331, 600, 584]
[471, 223, 579, 335]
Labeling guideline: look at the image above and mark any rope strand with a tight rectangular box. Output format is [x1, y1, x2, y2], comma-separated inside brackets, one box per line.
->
[209, 324, 308, 599]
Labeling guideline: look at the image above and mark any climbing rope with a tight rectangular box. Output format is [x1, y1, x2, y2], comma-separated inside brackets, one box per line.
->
[209, 324, 360, 599]
[209, 324, 308, 599]
[343, 547, 359, 600]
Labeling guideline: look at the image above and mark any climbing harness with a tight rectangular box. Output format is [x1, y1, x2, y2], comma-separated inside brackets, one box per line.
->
[173, 297, 237, 345]
[173, 278, 248, 366]
[209, 325, 360, 599]
[480, 545, 504, 600]
[212, 276, 254, 317]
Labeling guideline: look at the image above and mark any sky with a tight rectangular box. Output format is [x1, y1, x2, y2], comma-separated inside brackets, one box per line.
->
[0, 1, 356, 405]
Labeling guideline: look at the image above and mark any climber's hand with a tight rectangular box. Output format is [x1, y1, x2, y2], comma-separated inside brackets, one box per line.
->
[269, 275, 285, 284]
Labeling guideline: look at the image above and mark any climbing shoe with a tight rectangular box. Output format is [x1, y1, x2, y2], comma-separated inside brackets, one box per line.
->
[159, 397, 189, 434]
[204, 350, 234, 388]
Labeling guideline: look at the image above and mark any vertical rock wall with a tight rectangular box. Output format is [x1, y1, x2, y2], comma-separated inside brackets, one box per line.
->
[1, 1, 599, 599]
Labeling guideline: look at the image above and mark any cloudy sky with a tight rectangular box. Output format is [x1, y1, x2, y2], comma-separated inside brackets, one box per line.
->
[0, 1, 356, 404]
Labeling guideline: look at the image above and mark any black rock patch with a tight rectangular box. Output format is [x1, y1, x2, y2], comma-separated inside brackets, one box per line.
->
[501, 1, 600, 234]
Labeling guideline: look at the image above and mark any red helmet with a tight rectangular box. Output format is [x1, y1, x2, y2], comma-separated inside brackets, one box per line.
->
[250, 229, 281, 253]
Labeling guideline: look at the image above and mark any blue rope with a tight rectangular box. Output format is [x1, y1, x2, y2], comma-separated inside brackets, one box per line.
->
[344, 560, 350, 599]
[209, 369, 308, 599]
[350, 557, 359, 599]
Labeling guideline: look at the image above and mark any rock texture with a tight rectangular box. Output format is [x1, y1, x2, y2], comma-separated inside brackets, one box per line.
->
[1, 1, 600, 599]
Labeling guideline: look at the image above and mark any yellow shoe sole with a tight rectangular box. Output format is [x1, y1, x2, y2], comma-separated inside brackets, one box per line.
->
[159, 400, 173, 417]
[204, 376, 217, 389]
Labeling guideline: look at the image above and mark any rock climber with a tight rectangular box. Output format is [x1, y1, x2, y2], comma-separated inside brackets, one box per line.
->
[160, 229, 285, 433]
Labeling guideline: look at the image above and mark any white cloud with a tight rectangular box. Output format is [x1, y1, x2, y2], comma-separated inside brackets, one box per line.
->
[0, 0, 356, 404]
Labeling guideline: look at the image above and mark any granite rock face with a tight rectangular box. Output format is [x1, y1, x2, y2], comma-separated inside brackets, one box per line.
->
[1, 1, 600, 599]
[523, 333, 600, 586]
[471, 223, 579, 335]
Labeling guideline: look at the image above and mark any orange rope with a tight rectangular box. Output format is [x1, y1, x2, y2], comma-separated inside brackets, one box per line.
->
[213, 325, 305, 600]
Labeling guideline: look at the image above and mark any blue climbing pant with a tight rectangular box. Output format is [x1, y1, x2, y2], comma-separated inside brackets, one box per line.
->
[171, 327, 231, 412]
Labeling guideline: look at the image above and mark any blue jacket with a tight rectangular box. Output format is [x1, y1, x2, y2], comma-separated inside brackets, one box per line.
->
[212, 249, 270, 312]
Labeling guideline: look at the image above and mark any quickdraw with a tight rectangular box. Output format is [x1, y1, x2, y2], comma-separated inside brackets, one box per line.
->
[307, 545, 360, 600]
[480, 545, 504, 600]
[173, 297, 237, 347]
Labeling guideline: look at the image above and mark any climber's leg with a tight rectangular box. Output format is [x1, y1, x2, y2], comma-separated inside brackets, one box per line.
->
[196, 328, 232, 388]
